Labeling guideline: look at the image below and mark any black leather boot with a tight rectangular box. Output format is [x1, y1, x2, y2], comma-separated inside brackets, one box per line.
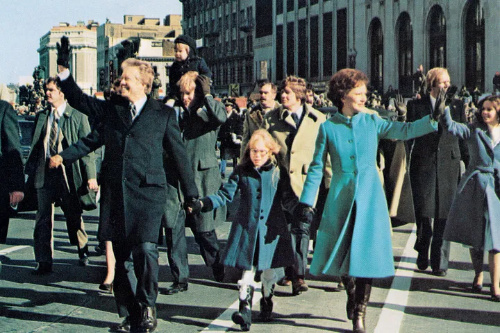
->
[341, 276, 356, 320]
[259, 284, 274, 322]
[353, 278, 372, 333]
[232, 285, 254, 331]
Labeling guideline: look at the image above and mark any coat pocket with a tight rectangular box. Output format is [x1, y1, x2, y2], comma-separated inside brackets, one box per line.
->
[199, 155, 219, 170]
[145, 172, 166, 186]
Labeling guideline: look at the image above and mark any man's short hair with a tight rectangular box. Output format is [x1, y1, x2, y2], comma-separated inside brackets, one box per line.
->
[280, 76, 307, 103]
[44, 76, 62, 90]
[257, 79, 277, 93]
[121, 58, 155, 94]
[426, 67, 449, 89]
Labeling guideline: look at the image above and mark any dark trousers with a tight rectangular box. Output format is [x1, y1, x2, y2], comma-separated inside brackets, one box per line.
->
[0, 192, 10, 243]
[192, 229, 222, 267]
[285, 220, 311, 279]
[113, 241, 159, 319]
[165, 209, 189, 284]
[414, 217, 450, 271]
[34, 171, 88, 263]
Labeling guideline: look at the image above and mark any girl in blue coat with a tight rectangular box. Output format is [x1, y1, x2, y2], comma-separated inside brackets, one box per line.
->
[191, 129, 296, 331]
[297, 69, 438, 333]
[440, 94, 500, 302]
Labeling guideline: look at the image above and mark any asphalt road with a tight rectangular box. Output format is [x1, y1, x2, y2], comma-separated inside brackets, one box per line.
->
[1, 195, 499, 332]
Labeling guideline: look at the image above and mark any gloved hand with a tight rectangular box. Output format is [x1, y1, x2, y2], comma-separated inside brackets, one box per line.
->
[433, 88, 446, 121]
[395, 94, 407, 121]
[56, 36, 71, 69]
[185, 196, 202, 215]
[294, 203, 315, 224]
[196, 75, 211, 96]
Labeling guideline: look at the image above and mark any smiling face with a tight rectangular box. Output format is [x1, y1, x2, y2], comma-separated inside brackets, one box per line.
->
[481, 100, 499, 126]
[120, 66, 146, 102]
[430, 71, 451, 98]
[249, 138, 271, 169]
[341, 83, 367, 116]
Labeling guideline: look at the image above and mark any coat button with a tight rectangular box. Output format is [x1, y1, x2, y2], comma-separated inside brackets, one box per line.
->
[260, 216, 264, 220]
[348, 139, 353, 143]
[350, 156, 355, 160]
[256, 196, 261, 200]
[290, 170, 294, 174]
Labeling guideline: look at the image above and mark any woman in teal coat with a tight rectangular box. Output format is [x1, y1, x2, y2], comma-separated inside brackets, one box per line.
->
[298, 69, 438, 333]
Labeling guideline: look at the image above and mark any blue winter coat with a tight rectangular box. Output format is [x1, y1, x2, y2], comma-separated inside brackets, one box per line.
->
[207, 162, 296, 270]
[300, 112, 437, 278]
[441, 108, 500, 250]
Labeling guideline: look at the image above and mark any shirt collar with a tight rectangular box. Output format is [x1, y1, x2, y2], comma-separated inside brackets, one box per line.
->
[52, 101, 67, 119]
[132, 95, 148, 115]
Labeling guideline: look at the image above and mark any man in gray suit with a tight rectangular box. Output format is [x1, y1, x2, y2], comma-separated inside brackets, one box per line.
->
[24, 77, 97, 275]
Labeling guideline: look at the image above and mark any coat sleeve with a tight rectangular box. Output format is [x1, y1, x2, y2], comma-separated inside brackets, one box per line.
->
[240, 113, 251, 157]
[163, 107, 199, 199]
[206, 170, 240, 209]
[300, 123, 329, 206]
[0, 102, 24, 192]
[75, 114, 96, 180]
[376, 114, 438, 141]
[59, 124, 104, 165]
[439, 107, 472, 140]
[204, 96, 227, 126]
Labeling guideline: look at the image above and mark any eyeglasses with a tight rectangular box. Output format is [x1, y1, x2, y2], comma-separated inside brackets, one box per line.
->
[250, 149, 269, 155]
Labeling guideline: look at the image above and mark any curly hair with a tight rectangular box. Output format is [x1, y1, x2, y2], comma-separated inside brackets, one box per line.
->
[121, 58, 155, 94]
[280, 76, 307, 103]
[327, 69, 369, 110]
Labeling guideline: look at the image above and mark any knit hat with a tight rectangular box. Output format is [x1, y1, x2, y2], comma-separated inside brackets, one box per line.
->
[174, 35, 197, 54]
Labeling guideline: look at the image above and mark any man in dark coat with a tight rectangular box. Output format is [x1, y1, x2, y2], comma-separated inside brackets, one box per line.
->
[24, 77, 96, 274]
[0, 101, 24, 243]
[218, 99, 243, 178]
[407, 67, 468, 277]
[162, 71, 227, 295]
[52, 37, 200, 333]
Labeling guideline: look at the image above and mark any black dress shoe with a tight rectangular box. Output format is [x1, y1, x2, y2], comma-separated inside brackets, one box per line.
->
[163, 283, 188, 295]
[134, 306, 157, 332]
[213, 264, 225, 282]
[99, 283, 113, 293]
[32, 262, 52, 275]
[110, 316, 131, 332]
[78, 245, 90, 266]
[432, 269, 447, 277]
[416, 253, 429, 271]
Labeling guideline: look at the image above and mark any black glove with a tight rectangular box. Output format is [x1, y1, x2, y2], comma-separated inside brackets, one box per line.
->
[196, 75, 211, 96]
[394, 94, 407, 121]
[185, 196, 202, 215]
[56, 36, 71, 69]
[433, 88, 446, 121]
[294, 203, 315, 224]
[200, 197, 214, 212]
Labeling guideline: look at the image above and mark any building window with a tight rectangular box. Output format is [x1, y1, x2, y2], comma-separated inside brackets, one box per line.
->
[256, 0, 272, 38]
[465, 0, 484, 91]
[276, 25, 284, 81]
[397, 12, 413, 96]
[276, 0, 284, 15]
[369, 18, 384, 92]
[323, 12, 333, 78]
[310, 16, 319, 78]
[298, 0, 306, 8]
[287, 22, 295, 76]
[428, 5, 446, 69]
[287, 0, 294, 12]
[298, 19, 307, 78]
[336, 9, 347, 71]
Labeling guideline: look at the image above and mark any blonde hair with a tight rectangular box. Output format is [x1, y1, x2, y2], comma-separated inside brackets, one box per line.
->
[240, 129, 281, 167]
[177, 71, 198, 93]
[121, 58, 154, 94]
[426, 67, 449, 90]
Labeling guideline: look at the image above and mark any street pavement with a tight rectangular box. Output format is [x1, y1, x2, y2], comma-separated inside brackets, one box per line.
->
[1, 191, 500, 332]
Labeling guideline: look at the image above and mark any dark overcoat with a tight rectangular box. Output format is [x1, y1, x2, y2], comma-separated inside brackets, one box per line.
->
[0, 101, 24, 194]
[173, 96, 227, 232]
[59, 75, 198, 244]
[441, 109, 500, 250]
[219, 111, 243, 159]
[207, 163, 295, 270]
[407, 95, 468, 218]
[24, 103, 96, 208]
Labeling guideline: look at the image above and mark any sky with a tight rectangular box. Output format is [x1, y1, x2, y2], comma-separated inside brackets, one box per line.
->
[0, 0, 183, 85]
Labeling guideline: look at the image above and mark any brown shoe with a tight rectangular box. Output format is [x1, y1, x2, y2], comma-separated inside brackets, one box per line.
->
[277, 277, 291, 286]
[292, 278, 308, 295]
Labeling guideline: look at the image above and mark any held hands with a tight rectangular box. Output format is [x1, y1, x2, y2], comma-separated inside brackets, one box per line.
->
[433, 88, 446, 121]
[10, 191, 24, 206]
[185, 196, 203, 215]
[295, 203, 316, 224]
[88, 179, 99, 192]
[49, 155, 63, 169]
[56, 36, 71, 69]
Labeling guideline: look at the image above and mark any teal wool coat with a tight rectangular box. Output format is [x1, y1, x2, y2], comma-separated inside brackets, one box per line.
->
[300, 112, 437, 278]
[207, 163, 296, 270]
